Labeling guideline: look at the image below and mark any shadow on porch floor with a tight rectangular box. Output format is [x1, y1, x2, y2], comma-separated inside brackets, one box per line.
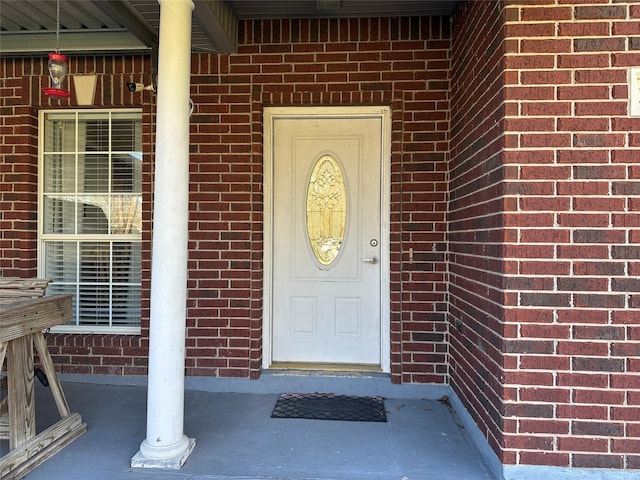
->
[7, 376, 496, 480]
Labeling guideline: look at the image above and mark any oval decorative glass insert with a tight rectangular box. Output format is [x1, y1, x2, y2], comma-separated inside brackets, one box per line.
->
[306, 154, 347, 266]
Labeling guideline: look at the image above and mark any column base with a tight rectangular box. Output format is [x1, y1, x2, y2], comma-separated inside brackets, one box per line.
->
[131, 437, 196, 469]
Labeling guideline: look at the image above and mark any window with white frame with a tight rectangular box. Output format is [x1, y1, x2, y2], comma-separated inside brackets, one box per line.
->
[39, 110, 142, 333]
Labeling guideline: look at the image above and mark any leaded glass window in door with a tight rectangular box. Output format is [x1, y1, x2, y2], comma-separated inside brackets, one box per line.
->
[306, 154, 347, 267]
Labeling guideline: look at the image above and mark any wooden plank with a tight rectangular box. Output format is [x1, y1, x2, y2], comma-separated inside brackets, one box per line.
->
[0, 278, 49, 306]
[7, 335, 35, 449]
[0, 295, 72, 342]
[0, 278, 50, 291]
[0, 341, 7, 438]
[0, 342, 6, 370]
[0, 413, 86, 480]
[0, 289, 46, 297]
[0, 279, 50, 304]
[0, 371, 7, 437]
[33, 332, 70, 417]
[0, 277, 51, 295]
[0, 289, 47, 299]
[0, 342, 7, 439]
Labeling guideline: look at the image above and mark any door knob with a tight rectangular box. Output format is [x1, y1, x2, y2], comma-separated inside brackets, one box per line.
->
[363, 256, 379, 265]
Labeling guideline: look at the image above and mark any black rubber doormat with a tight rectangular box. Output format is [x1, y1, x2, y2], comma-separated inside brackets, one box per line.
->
[271, 393, 387, 422]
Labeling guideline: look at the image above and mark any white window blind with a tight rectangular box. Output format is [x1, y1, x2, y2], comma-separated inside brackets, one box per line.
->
[39, 110, 142, 333]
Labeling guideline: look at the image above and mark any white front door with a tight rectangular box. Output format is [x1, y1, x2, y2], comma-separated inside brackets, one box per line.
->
[264, 107, 390, 369]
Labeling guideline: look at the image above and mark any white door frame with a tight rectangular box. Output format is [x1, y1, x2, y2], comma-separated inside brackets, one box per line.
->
[262, 106, 391, 373]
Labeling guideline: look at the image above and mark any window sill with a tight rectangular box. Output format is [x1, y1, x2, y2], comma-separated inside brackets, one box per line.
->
[49, 326, 141, 335]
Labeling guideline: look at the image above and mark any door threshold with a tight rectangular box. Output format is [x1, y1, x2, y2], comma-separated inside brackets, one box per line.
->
[269, 362, 384, 375]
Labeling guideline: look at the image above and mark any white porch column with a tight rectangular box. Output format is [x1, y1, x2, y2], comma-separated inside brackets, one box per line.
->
[131, 0, 195, 469]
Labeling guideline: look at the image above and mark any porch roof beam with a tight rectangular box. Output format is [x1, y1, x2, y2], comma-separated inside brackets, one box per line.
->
[0, 30, 149, 55]
[192, 0, 238, 53]
[96, 1, 159, 48]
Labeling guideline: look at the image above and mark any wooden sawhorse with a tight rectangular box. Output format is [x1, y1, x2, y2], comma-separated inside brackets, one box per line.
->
[1, 294, 86, 480]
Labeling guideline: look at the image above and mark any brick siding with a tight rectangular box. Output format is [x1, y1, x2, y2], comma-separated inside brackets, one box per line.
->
[2, 1, 640, 472]
[449, 0, 640, 470]
[1, 18, 451, 383]
[189, 17, 451, 381]
[1, 55, 154, 376]
[449, 0, 508, 461]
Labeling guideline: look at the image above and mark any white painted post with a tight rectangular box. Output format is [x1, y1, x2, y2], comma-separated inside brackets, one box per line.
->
[131, 0, 195, 469]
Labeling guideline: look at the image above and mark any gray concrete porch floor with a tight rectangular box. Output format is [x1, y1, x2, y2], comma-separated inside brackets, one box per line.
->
[6, 372, 496, 480]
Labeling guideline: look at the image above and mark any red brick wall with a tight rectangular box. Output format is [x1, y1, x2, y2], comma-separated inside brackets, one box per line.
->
[0, 63, 39, 275]
[450, 0, 640, 470]
[448, 0, 509, 464]
[4, 4, 640, 473]
[1, 18, 452, 383]
[187, 17, 451, 381]
[1, 55, 154, 375]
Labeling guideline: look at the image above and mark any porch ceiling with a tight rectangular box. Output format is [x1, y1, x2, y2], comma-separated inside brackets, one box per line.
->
[0, 0, 458, 56]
